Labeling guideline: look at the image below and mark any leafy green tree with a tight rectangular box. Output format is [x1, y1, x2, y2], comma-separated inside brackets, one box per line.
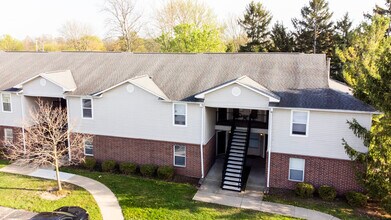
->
[292, 0, 334, 56]
[0, 35, 24, 51]
[157, 23, 226, 53]
[331, 13, 354, 81]
[269, 22, 294, 52]
[372, 0, 391, 36]
[340, 16, 391, 201]
[238, 1, 272, 52]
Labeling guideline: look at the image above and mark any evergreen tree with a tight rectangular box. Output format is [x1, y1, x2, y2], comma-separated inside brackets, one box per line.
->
[292, 0, 334, 56]
[269, 22, 295, 52]
[373, 0, 391, 36]
[331, 13, 354, 81]
[238, 1, 272, 52]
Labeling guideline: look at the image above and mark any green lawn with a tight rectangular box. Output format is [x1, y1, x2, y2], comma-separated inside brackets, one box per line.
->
[0, 160, 102, 220]
[264, 190, 389, 220]
[61, 167, 296, 220]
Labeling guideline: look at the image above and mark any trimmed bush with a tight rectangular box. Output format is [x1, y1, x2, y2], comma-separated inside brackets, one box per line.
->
[83, 157, 96, 170]
[381, 195, 391, 214]
[140, 164, 158, 177]
[102, 160, 117, 173]
[295, 182, 315, 198]
[318, 185, 337, 201]
[119, 162, 137, 175]
[346, 191, 367, 207]
[157, 166, 175, 180]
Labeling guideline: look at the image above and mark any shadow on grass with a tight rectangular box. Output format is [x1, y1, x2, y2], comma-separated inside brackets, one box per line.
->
[0, 186, 46, 192]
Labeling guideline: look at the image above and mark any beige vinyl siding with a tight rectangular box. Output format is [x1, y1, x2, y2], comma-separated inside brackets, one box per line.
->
[23, 77, 64, 98]
[271, 108, 372, 160]
[203, 84, 270, 109]
[204, 107, 216, 144]
[68, 83, 202, 144]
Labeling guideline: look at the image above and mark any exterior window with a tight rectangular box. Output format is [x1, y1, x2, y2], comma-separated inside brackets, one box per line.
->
[289, 158, 305, 182]
[1, 93, 11, 112]
[173, 103, 186, 126]
[249, 133, 259, 149]
[4, 128, 13, 143]
[84, 138, 93, 156]
[291, 111, 309, 136]
[174, 145, 186, 167]
[82, 98, 93, 119]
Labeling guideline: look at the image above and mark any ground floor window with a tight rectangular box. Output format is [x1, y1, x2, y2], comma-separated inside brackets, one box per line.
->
[289, 158, 305, 182]
[84, 138, 93, 156]
[4, 128, 13, 143]
[174, 145, 186, 167]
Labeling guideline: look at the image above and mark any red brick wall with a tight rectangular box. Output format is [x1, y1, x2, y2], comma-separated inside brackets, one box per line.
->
[268, 152, 363, 194]
[203, 135, 216, 176]
[92, 134, 206, 178]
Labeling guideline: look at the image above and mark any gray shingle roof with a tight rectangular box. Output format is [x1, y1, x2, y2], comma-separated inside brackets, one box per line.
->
[0, 51, 375, 112]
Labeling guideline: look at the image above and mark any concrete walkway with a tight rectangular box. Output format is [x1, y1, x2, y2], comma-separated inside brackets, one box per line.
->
[193, 158, 339, 220]
[0, 164, 124, 220]
[0, 206, 36, 220]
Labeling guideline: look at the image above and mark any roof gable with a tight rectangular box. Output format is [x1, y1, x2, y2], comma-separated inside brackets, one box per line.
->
[15, 70, 76, 92]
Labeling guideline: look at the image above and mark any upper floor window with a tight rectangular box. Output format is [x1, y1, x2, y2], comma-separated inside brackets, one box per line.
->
[82, 98, 93, 119]
[4, 128, 13, 143]
[1, 93, 12, 112]
[291, 111, 309, 136]
[173, 103, 186, 126]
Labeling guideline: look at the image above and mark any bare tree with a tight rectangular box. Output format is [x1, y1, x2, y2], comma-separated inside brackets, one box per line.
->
[3, 100, 89, 191]
[223, 13, 248, 52]
[59, 20, 94, 51]
[103, 0, 142, 52]
[154, 0, 217, 36]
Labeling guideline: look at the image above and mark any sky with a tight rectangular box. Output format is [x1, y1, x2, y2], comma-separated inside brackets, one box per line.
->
[0, 0, 385, 40]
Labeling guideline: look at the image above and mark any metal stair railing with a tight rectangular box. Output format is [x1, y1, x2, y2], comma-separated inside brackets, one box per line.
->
[240, 111, 253, 191]
[221, 117, 236, 188]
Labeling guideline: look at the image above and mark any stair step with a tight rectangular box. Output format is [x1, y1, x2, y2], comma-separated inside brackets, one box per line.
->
[222, 185, 241, 191]
[227, 164, 242, 169]
[229, 153, 244, 158]
[223, 181, 241, 187]
[232, 139, 246, 143]
[229, 156, 243, 161]
[233, 135, 246, 139]
[228, 160, 243, 165]
[224, 176, 241, 182]
[226, 172, 242, 178]
[226, 168, 242, 173]
[230, 149, 244, 154]
[231, 142, 245, 146]
[231, 146, 245, 150]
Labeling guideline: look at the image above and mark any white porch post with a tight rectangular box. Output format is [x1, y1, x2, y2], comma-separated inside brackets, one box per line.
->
[266, 107, 273, 188]
[199, 103, 205, 178]
[66, 97, 71, 161]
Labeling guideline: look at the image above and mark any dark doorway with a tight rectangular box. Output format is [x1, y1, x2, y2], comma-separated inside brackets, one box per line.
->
[217, 108, 227, 121]
[217, 131, 227, 155]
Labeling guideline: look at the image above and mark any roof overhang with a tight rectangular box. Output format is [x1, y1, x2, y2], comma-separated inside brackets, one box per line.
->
[93, 75, 169, 100]
[195, 75, 280, 103]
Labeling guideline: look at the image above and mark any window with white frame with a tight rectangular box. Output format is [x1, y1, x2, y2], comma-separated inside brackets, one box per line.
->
[84, 138, 93, 156]
[174, 145, 186, 167]
[1, 93, 11, 112]
[173, 103, 186, 126]
[82, 98, 93, 119]
[289, 158, 305, 182]
[4, 128, 13, 143]
[291, 111, 309, 136]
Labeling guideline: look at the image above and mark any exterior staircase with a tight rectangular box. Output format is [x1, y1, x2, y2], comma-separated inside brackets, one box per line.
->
[221, 116, 252, 192]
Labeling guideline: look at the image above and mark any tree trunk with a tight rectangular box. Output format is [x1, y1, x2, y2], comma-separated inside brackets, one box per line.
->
[55, 158, 62, 191]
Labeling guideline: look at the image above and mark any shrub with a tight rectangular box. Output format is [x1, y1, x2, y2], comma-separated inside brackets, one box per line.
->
[83, 157, 96, 170]
[318, 185, 337, 201]
[140, 164, 158, 177]
[381, 195, 391, 214]
[346, 191, 367, 207]
[119, 162, 137, 175]
[295, 182, 315, 198]
[157, 166, 175, 180]
[102, 160, 117, 173]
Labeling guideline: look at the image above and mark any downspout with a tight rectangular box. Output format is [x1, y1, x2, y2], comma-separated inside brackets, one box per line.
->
[65, 97, 71, 161]
[266, 107, 273, 189]
[199, 103, 205, 178]
[19, 93, 26, 153]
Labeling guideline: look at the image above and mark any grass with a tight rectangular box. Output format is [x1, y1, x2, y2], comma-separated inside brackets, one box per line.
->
[264, 190, 390, 220]
[61, 167, 296, 220]
[0, 160, 102, 220]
